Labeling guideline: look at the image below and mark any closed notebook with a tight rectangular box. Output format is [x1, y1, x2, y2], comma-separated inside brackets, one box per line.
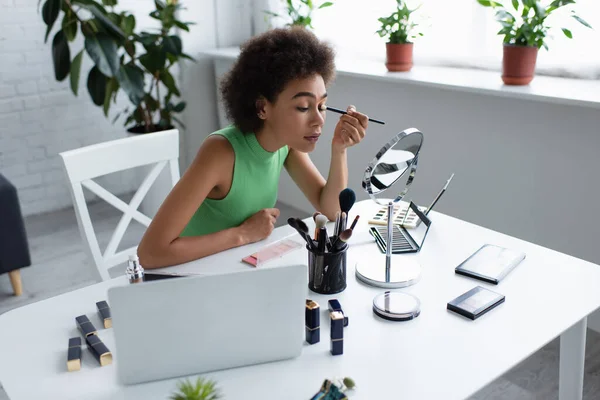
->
[455, 244, 526, 284]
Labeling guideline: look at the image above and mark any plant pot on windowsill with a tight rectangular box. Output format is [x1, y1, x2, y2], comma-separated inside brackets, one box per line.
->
[385, 43, 413, 72]
[502, 44, 538, 86]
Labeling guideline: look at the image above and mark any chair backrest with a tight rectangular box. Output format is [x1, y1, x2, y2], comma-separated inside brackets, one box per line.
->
[59, 129, 180, 281]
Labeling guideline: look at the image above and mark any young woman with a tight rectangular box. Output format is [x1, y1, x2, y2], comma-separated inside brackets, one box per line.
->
[138, 27, 369, 268]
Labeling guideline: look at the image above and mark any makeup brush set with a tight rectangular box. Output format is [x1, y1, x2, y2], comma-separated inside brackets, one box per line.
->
[287, 188, 359, 255]
[288, 188, 360, 295]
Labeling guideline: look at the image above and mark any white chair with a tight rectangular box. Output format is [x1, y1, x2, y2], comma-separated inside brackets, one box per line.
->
[59, 129, 180, 281]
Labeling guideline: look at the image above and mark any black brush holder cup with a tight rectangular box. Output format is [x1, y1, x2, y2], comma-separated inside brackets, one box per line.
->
[307, 242, 348, 294]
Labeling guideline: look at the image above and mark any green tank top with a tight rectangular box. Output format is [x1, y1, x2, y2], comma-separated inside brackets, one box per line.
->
[180, 125, 289, 237]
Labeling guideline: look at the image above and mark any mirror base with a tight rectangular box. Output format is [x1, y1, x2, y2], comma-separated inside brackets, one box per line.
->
[355, 256, 421, 289]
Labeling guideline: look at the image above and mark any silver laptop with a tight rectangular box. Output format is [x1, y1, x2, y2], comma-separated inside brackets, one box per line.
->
[108, 264, 307, 385]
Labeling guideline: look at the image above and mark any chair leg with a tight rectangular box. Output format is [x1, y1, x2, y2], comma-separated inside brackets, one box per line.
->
[8, 270, 23, 296]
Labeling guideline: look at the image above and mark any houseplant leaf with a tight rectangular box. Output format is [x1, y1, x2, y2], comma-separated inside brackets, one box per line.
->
[117, 65, 145, 106]
[173, 101, 185, 112]
[163, 35, 182, 56]
[70, 50, 84, 95]
[62, 9, 78, 41]
[572, 15, 592, 29]
[87, 66, 107, 106]
[318, 2, 333, 9]
[139, 46, 166, 73]
[85, 34, 120, 77]
[160, 70, 180, 97]
[477, 0, 503, 7]
[42, 0, 61, 43]
[103, 77, 119, 116]
[122, 15, 136, 35]
[52, 30, 70, 81]
[174, 21, 190, 31]
[76, 2, 126, 39]
[561, 28, 572, 38]
[102, 0, 117, 6]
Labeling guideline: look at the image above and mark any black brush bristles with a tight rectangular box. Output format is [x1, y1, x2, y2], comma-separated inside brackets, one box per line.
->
[339, 188, 356, 214]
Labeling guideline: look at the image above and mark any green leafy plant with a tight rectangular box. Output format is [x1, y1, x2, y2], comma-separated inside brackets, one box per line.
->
[376, 0, 424, 44]
[169, 377, 221, 400]
[264, 0, 334, 30]
[39, 0, 195, 133]
[311, 377, 356, 399]
[476, 0, 592, 50]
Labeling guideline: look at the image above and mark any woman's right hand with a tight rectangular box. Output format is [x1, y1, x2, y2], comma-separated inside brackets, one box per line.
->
[238, 208, 280, 244]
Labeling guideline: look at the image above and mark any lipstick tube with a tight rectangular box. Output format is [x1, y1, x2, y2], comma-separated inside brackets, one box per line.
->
[75, 315, 97, 337]
[96, 301, 112, 329]
[305, 299, 320, 344]
[67, 337, 81, 372]
[328, 299, 349, 327]
[86, 334, 112, 366]
[330, 311, 344, 356]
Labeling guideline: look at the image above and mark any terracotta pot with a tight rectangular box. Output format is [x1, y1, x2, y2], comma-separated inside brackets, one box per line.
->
[502, 44, 538, 85]
[385, 43, 413, 72]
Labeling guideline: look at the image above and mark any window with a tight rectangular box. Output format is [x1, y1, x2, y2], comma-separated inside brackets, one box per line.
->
[262, 0, 600, 80]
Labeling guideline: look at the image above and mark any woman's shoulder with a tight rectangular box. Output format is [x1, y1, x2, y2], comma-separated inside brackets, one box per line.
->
[192, 128, 236, 168]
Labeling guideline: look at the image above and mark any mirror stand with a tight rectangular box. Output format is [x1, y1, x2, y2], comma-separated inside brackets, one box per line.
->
[355, 201, 421, 288]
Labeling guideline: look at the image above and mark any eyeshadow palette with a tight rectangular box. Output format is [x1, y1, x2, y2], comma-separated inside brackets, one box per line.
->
[447, 286, 505, 320]
[368, 202, 432, 254]
[370, 225, 419, 253]
[368, 202, 427, 229]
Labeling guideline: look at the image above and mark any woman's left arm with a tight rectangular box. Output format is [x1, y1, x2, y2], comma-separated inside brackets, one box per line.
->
[284, 105, 368, 221]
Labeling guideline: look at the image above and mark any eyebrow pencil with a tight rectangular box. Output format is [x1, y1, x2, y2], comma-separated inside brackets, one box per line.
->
[324, 105, 385, 125]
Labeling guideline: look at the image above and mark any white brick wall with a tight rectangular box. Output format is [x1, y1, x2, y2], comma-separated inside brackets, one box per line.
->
[0, 0, 143, 217]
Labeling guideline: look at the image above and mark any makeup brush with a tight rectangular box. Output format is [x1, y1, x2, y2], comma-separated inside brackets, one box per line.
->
[338, 188, 356, 234]
[315, 213, 327, 239]
[315, 214, 332, 251]
[331, 229, 353, 252]
[288, 217, 316, 251]
[323, 105, 385, 125]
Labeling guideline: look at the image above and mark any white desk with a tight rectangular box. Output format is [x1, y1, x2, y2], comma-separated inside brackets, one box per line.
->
[1, 200, 599, 400]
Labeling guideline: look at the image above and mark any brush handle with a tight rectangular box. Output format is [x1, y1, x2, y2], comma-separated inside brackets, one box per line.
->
[317, 227, 327, 253]
[350, 215, 360, 230]
[334, 211, 341, 237]
[325, 106, 385, 125]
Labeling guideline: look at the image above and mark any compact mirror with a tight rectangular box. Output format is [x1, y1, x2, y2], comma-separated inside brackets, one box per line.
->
[356, 128, 424, 290]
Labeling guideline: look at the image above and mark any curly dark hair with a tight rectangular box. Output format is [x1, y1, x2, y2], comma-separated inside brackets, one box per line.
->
[220, 27, 336, 134]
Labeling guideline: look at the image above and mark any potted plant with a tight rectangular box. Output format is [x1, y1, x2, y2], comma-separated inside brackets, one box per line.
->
[39, 0, 194, 134]
[477, 0, 592, 85]
[169, 377, 221, 400]
[310, 377, 356, 399]
[264, 0, 334, 30]
[376, 0, 424, 72]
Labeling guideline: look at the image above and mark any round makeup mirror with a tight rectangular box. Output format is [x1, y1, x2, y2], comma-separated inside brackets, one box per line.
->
[356, 127, 424, 289]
